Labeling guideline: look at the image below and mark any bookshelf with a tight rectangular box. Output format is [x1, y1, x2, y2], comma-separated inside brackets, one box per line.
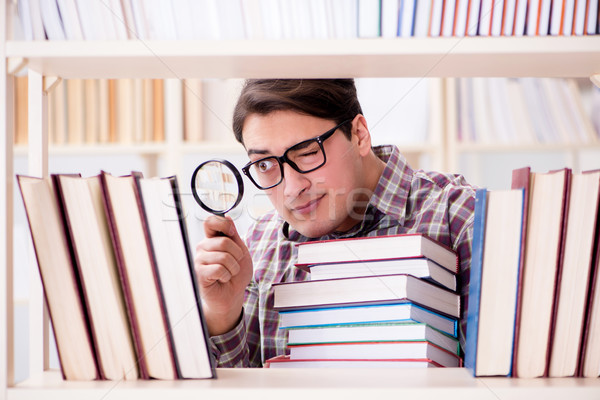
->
[2, 1, 600, 398]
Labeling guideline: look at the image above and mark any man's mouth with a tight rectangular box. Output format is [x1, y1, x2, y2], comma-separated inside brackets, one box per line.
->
[290, 194, 326, 215]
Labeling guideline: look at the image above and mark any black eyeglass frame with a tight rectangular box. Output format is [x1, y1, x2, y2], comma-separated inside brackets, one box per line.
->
[241, 119, 352, 190]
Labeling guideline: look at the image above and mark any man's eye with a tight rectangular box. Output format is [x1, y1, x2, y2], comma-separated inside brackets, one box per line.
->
[257, 160, 274, 172]
[300, 150, 319, 158]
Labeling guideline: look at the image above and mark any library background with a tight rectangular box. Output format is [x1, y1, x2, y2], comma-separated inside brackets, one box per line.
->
[2, 0, 600, 398]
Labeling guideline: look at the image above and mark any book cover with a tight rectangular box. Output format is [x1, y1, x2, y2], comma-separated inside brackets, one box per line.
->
[100, 171, 177, 380]
[549, 170, 600, 377]
[465, 188, 525, 377]
[134, 174, 215, 379]
[54, 174, 139, 381]
[16, 175, 98, 381]
[295, 234, 458, 273]
[273, 274, 460, 318]
[265, 354, 442, 368]
[513, 168, 571, 378]
[278, 302, 458, 337]
[299, 257, 456, 291]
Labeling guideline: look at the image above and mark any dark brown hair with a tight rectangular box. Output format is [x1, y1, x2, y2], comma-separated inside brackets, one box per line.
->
[232, 79, 363, 145]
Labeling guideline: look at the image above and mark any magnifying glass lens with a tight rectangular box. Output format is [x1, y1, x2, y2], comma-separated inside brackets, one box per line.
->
[191, 160, 244, 216]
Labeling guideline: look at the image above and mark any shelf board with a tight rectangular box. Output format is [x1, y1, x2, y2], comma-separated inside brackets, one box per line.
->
[8, 368, 600, 400]
[455, 142, 600, 153]
[13, 143, 167, 156]
[6, 37, 600, 79]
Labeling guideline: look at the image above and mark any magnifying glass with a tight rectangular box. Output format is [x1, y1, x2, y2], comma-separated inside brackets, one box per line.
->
[190, 159, 244, 217]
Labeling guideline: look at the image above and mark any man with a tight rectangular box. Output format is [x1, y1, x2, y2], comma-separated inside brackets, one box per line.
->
[194, 79, 475, 367]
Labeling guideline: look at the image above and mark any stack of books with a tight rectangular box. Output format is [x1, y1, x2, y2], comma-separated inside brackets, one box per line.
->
[466, 166, 600, 378]
[17, 172, 214, 380]
[266, 234, 462, 368]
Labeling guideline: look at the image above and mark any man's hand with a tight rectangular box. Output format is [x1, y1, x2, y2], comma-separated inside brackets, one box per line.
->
[194, 215, 253, 336]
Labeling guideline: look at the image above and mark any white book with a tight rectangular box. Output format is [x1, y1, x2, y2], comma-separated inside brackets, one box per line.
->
[429, 0, 445, 36]
[309, 0, 330, 39]
[137, 176, 214, 379]
[526, 0, 541, 35]
[276, 0, 292, 39]
[290, 0, 312, 38]
[466, 0, 481, 36]
[502, 0, 517, 36]
[538, 0, 552, 35]
[586, 0, 598, 34]
[478, 0, 493, 36]
[572, 0, 587, 35]
[358, 0, 381, 37]
[17, 0, 34, 40]
[171, 0, 196, 40]
[550, 0, 565, 35]
[453, 0, 470, 37]
[381, 0, 400, 37]
[505, 78, 537, 145]
[513, 0, 528, 35]
[189, 0, 220, 40]
[489, 0, 504, 36]
[413, 0, 432, 37]
[441, 0, 456, 37]
[129, 0, 148, 39]
[28, 0, 46, 40]
[242, 0, 265, 39]
[399, 0, 417, 37]
[119, 0, 137, 39]
[561, 0, 576, 35]
[40, 0, 66, 40]
[260, 0, 283, 39]
[105, 0, 129, 40]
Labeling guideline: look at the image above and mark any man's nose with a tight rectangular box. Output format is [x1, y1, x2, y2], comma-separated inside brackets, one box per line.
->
[281, 162, 310, 198]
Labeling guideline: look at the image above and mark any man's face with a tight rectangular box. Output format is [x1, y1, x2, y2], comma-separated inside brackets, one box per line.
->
[242, 111, 368, 238]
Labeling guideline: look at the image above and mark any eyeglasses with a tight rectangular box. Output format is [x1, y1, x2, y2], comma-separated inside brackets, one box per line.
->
[242, 119, 351, 190]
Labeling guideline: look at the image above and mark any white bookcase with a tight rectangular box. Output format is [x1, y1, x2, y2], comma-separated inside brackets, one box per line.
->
[2, 0, 600, 398]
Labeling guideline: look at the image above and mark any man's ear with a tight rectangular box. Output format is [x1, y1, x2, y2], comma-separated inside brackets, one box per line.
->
[352, 114, 372, 157]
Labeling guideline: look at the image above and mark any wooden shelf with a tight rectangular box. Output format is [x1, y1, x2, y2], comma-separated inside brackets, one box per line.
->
[455, 142, 600, 153]
[13, 143, 167, 156]
[6, 36, 600, 79]
[7, 368, 600, 400]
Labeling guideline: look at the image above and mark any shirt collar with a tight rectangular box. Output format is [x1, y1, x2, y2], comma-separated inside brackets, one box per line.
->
[282, 145, 413, 242]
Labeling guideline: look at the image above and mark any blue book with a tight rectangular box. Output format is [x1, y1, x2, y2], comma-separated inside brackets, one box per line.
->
[465, 188, 525, 377]
[278, 302, 458, 338]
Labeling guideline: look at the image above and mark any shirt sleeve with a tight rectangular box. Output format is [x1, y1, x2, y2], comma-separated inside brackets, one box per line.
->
[208, 311, 250, 367]
[208, 280, 263, 368]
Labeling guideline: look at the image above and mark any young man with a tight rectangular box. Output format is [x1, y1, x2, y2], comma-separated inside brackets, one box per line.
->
[194, 79, 476, 367]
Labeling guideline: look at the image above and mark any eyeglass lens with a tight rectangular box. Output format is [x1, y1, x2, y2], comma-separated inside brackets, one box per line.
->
[247, 139, 325, 189]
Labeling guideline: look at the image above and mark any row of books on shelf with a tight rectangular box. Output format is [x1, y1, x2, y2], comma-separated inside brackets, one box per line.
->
[467, 166, 600, 378]
[266, 234, 464, 368]
[17, 171, 214, 380]
[13, 76, 206, 146]
[455, 77, 600, 145]
[14, 0, 600, 42]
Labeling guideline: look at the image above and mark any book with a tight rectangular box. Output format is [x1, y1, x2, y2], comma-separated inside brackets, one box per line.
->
[134, 175, 214, 379]
[16, 175, 98, 381]
[287, 322, 460, 355]
[548, 170, 600, 377]
[278, 302, 458, 337]
[299, 257, 456, 291]
[273, 274, 460, 318]
[265, 354, 442, 368]
[513, 168, 571, 378]
[465, 188, 525, 377]
[579, 197, 600, 377]
[295, 234, 458, 273]
[288, 341, 461, 367]
[53, 174, 139, 381]
[100, 171, 177, 380]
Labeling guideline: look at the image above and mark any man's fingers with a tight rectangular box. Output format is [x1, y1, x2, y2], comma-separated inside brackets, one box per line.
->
[195, 249, 241, 277]
[196, 236, 244, 262]
[195, 263, 234, 284]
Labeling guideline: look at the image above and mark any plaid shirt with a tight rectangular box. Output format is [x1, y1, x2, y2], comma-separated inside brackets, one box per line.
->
[209, 145, 476, 367]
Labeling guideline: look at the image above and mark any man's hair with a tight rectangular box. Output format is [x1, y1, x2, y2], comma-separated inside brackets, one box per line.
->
[232, 79, 363, 145]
